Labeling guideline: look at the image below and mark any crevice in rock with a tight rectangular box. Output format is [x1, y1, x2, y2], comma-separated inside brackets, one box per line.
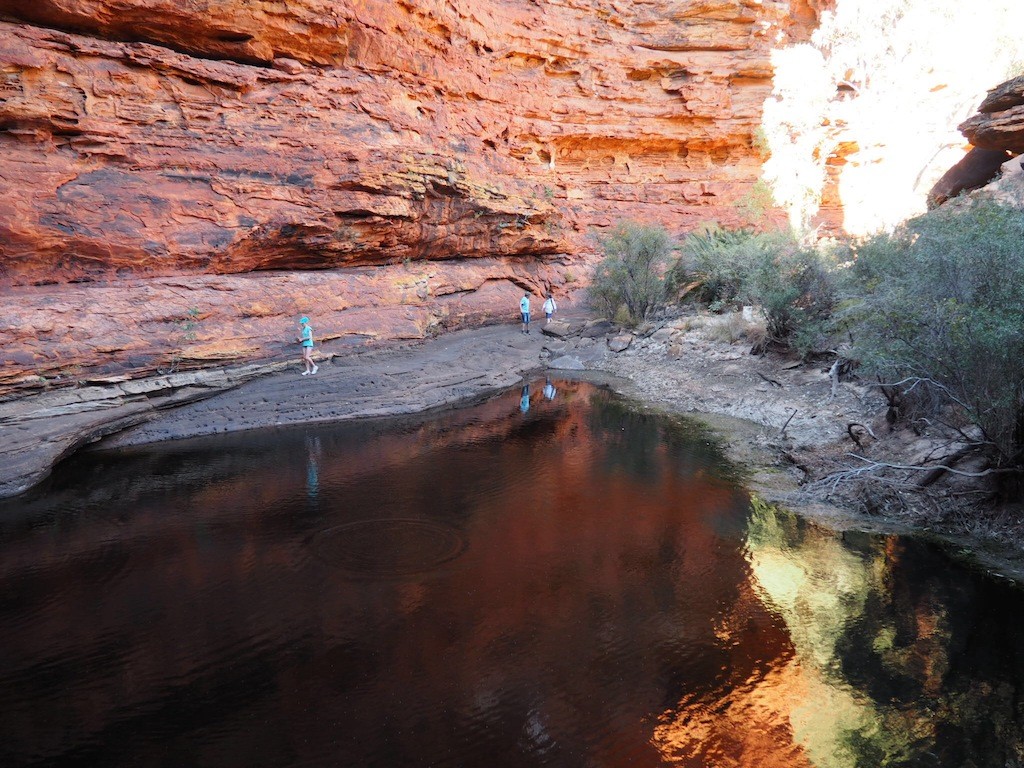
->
[0, 13, 277, 69]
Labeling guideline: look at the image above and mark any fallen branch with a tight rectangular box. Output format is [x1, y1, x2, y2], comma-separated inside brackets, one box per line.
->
[809, 452, 1020, 496]
[913, 418, 996, 450]
[781, 450, 810, 474]
[915, 444, 979, 487]
[779, 408, 797, 436]
[847, 453, 1019, 479]
[757, 371, 783, 388]
[808, 465, 922, 495]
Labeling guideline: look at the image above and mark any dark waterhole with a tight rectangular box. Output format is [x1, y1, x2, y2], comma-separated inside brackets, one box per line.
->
[2, 381, 1024, 767]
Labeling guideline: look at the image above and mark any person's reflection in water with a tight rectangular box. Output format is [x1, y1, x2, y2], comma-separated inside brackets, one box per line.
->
[543, 377, 557, 401]
[305, 434, 322, 503]
[520, 384, 530, 414]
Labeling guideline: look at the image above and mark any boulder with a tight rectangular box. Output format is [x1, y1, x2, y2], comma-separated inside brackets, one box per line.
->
[541, 321, 573, 338]
[959, 106, 1024, 153]
[581, 320, 616, 338]
[607, 334, 633, 353]
[927, 147, 1010, 208]
[542, 340, 569, 355]
[978, 75, 1024, 114]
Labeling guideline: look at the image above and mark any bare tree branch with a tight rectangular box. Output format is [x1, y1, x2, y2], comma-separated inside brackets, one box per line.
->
[847, 453, 1018, 478]
[779, 409, 797, 436]
[828, 358, 841, 401]
[877, 375, 972, 412]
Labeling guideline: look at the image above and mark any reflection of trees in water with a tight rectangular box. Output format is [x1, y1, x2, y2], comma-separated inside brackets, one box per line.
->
[18, 382, 1023, 766]
[744, 499, 1024, 767]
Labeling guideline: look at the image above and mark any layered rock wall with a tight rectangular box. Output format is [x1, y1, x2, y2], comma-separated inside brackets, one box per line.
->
[0, 1, 820, 388]
[931, 74, 1024, 209]
[960, 75, 1024, 153]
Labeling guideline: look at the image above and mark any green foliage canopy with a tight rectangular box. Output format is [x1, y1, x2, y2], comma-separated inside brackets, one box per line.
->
[842, 199, 1024, 465]
[674, 226, 836, 355]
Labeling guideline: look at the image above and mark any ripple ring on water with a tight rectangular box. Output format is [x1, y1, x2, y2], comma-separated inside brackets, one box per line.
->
[308, 518, 468, 578]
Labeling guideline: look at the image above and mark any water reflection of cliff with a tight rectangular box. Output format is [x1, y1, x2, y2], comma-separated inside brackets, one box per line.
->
[655, 499, 1024, 768]
[0, 382, 779, 767]
[6, 383, 1022, 766]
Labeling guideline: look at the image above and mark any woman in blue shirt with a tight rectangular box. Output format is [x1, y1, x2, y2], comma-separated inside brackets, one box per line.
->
[297, 316, 318, 375]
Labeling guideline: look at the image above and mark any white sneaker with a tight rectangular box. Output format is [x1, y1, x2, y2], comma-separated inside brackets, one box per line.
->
[311, 365, 319, 374]
[302, 370, 310, 376]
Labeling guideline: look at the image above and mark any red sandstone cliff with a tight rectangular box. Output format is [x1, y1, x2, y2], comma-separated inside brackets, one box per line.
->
[0, 1, 822, 388]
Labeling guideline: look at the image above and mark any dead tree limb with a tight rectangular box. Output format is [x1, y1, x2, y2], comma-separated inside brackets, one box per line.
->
[914, 445, 982, 487]
[779, 408, 797, 436]
[847, 453, 1016, 479]
[808, 452, 1019, 496]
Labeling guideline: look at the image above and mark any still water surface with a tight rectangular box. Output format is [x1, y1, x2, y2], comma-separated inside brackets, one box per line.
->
[1, 381, 1023, 767]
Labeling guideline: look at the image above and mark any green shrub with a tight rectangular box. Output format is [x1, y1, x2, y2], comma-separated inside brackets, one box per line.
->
[749, 245, 837, 355]
[588, 222, 673, 324]
[673, 226, 836, 354]
[841, 198, 1024, 470]
[672, 226, 768, 307]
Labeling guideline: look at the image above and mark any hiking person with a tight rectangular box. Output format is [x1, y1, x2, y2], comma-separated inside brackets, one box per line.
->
[297, 316, 318, 375]
[542, 294, 557, 324]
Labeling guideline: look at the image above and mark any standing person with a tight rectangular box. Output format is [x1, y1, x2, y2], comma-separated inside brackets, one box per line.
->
[297, 316, 318, 375]
[542, 293, 557, 324]
[520, 293, 531, 334]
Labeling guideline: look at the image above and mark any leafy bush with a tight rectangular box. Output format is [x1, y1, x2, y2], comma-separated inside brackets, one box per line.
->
[841, 198, 1024, 470]
[749, 244, 837, 354]
[672, 226, 770, 307]
[673, 226, 836, 354]
[588, 222, 673, 324]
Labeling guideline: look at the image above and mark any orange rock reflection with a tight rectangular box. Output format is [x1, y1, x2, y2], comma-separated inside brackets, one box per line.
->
[5, 383, 1021, 766]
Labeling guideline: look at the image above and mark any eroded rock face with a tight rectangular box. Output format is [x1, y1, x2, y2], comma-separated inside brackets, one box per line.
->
[0, 18, 566, 283]
[927, 147, 1011, 208]
[926, 75, 1024, 206]
[0, 1, 822, 388]
[960, 75, 1024, 152]
[0, 258, 567, 389]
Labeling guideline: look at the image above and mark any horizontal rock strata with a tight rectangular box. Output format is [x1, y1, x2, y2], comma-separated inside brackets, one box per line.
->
[960, 75, 1024, 152]
[0, 257, 566, 390]
[0, 1, 822, 386]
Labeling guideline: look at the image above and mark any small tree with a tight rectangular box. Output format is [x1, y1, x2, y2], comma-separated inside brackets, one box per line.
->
[589, 222, 673, 324]
[673, 226, 767, 309]
[748, 244, 837, 354]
